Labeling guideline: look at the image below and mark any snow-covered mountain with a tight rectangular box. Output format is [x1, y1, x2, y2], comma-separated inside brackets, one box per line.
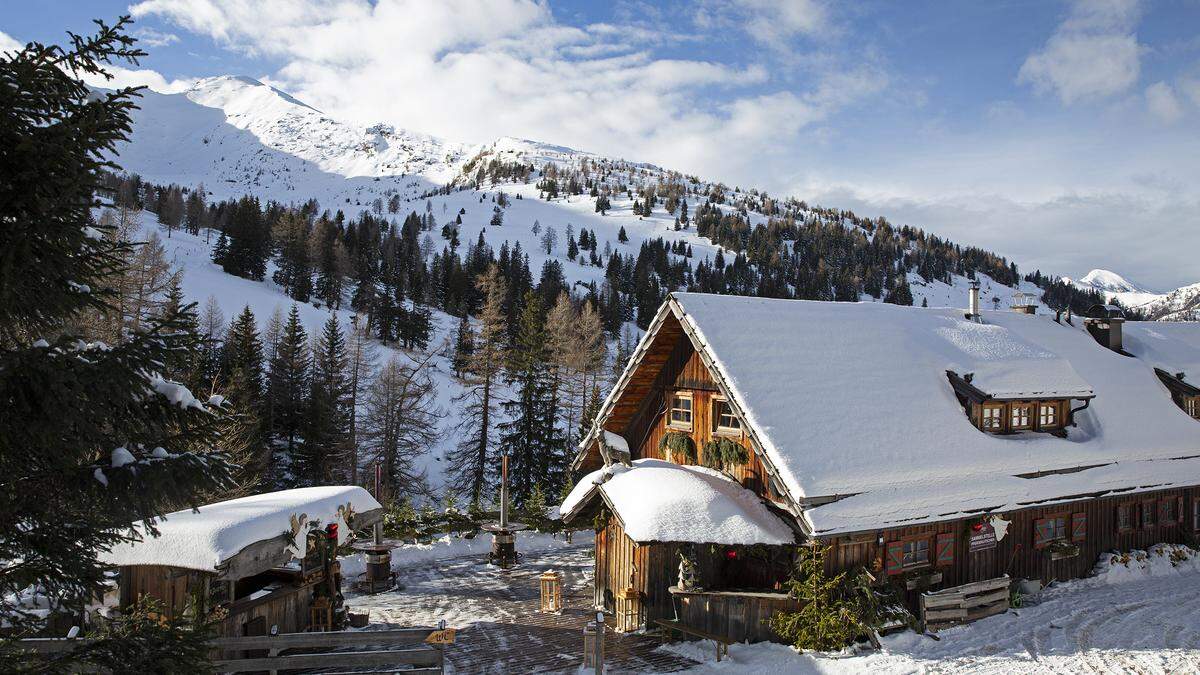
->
[111, 74, 1058, 312]
[1067, 268, 1199, 320]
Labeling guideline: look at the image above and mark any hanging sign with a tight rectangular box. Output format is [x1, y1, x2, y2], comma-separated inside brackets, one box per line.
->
[969, 521, 997, 553]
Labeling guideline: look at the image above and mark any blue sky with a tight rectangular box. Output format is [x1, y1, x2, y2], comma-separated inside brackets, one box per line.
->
[4, 1, 1199, 289]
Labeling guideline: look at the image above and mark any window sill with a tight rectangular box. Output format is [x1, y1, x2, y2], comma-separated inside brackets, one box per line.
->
[713, 428, 741, 438]
[666, 424, 693, 432]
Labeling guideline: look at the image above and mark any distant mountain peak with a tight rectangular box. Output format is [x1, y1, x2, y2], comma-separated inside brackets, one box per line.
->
[1077, 269, 1155, 295]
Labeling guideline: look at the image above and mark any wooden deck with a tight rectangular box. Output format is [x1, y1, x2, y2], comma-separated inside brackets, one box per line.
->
[351, 543, 700, 673]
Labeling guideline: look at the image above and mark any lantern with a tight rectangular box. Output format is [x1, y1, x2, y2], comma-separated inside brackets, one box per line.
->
[614, 587, 642, 633]
[582, 613, 605, 672]
[539, 570, 563, 614]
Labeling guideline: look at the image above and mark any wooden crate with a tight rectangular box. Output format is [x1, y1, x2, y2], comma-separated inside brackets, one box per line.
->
[919, 575, 1010, 632]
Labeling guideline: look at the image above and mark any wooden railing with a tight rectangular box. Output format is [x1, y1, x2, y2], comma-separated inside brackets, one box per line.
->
[14, 626, 448, 674]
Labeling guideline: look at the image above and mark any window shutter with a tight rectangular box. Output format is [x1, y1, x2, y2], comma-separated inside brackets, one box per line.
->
[936, 533, 955, 567]
[1160, 500, 1171, 524]
[1115, 505, 1125, 533]
[1033, 518, 1052, 548]
[1178, 497, 1185, 524]
[885, 541, 904, 575]
[1071, 512, 1087, 543]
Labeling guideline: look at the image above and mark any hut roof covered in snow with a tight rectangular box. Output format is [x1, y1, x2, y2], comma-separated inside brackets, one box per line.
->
[575, 293, 1200, 535]
[560, 459, 795, 545]
[100, 486, 383, 576]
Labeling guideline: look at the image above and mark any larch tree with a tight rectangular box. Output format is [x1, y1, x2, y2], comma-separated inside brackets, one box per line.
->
[0, 16, 232, 667]
[446, 265, 507, 506]
[360, 354, 441, 503]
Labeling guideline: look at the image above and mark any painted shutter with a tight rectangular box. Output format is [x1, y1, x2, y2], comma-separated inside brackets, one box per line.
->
[1160, 500, 1171, 524]
[936, 533, 955, 567]
[885, 541, 904, 575]
[1033, 518, 1053, 549]
[1071, 512, 1087, 543]
[1179, 497, 1186, 524]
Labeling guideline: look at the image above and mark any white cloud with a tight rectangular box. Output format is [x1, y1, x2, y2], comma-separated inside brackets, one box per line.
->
[1018, 0, 1142, 104]
[131, 0, 876, 183]
[1145, 81, 1183, 123]
[79, 65, 196, 94]
[133, 27, 181, 48]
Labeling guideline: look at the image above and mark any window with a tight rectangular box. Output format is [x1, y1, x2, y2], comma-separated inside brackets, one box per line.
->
[1142, 500, 1157, 529]
[1038, 402, 1059, 428]
[1117, 504, 1134, 533]
[902, 538, 930, 569]
[1010, 404, 1032, 430]
[1034, 514, 1069, 548]
[1188, 397, 1200, 419]
[981, 404, 1004, 431]
[668, 392, 693, 430]
[1194, 499, 1199, 531]
[712, 398, 741, 434]
[1160, 499, 1177, 525]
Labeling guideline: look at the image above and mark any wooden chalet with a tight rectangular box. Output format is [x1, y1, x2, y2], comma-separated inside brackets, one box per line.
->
[101, 486, 382, 638]
[561, 292, 1200, 643]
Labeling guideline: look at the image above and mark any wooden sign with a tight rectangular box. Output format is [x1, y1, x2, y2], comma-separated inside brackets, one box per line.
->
[968, 523, 997, 553]
[424, 628, 456, 644]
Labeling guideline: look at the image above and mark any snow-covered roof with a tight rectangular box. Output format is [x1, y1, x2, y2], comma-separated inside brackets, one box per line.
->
[560, 459, 795, 546]
[660, 294, 1200, 534]
[1123, 321, 1200, 382]
[101, 486, 382, 573]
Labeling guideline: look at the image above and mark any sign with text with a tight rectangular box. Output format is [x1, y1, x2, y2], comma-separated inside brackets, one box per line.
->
[425, 628, 457, 644]
[969, 522, 997, 553]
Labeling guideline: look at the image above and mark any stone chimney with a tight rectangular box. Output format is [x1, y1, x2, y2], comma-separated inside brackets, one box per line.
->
[1084, 305, 1125, 353]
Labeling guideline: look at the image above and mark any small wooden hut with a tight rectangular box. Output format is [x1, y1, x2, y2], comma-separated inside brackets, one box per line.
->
[101, 486, 383, 637]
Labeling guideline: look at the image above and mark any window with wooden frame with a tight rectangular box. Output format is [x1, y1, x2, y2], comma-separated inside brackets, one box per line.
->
[668, 392, 693, 430]
[711, 397, 741, 435]
[1038, 401, 1060, 429]
[1160, 498, 1178, 526]
[1116, 503, 1134, 533]
[1010, 403, 1032, 431]
[884, 535, 933, 575]
[1142, 500, 1157, 529]
[1033, 514, 1069, 548]
[901, 537, 931, 569]
[1187, 396, 1200, 419]
[981, 404, 1004, 431]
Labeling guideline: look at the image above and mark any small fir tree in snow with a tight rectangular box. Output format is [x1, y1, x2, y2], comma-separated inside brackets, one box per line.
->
[299, 314, 351, 486]
[267, 305, 310, 484]
[451, 314, 474, 379]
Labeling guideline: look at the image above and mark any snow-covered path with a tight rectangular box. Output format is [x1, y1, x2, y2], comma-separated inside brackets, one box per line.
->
[670, 554, 1200, 674]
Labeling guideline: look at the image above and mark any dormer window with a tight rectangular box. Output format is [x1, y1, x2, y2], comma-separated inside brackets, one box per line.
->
[1152, 368, 1200, 421]
[982, 405, 1003, 431]
[668, 392, 693, 430]
[1038, 402, 1060, 429]
[1010, 404, 1032, 431]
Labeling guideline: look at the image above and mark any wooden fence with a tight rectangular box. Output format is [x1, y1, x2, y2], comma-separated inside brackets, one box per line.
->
[14, 626, 448, 674]
[919, 575, 1010, 632]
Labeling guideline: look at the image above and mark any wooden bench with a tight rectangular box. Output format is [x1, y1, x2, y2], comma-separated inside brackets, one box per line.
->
[654, 619, 731, 662]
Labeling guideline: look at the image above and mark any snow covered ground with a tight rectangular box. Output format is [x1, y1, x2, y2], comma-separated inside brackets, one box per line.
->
[667, 544, 1200, 674]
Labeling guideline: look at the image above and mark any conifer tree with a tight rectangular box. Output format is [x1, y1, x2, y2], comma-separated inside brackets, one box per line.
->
[298, 314, 350, 486]
[451, 314, 474, 379]
[272, 211, 313, 302]
[498, 291, 561, 504]
[0, 17, 232, 659]
[345, 318, 379, 484]
[267, 305, 310, 483]
[447, 265, 506, 505]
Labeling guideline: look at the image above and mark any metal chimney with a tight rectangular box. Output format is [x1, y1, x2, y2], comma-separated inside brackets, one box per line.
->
[967, 280, 981, 319]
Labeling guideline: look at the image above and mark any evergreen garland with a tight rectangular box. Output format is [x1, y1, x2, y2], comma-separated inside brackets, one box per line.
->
[658, 431, 696, 464]
[702, 437, 749, 472]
